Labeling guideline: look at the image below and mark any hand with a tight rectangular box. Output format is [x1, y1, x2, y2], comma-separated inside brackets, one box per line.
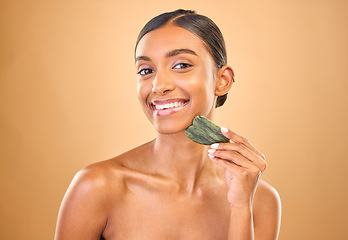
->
[208, 127, 267, 208]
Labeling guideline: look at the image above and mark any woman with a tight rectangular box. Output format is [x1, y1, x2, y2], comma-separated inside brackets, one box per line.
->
[55, 9, 281, 240]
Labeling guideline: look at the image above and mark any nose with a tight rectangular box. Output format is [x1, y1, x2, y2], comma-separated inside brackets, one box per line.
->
[152, 71, 175, 95]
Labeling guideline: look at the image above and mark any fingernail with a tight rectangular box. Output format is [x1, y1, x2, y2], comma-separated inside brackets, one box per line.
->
[208, 153, 214, 159]
[221, 127, 229, 133]
[208, 149, 216, 154]
[210, 143, 219, 149]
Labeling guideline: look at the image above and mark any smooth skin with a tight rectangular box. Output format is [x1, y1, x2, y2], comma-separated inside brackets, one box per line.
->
[55, 24, 281, 240]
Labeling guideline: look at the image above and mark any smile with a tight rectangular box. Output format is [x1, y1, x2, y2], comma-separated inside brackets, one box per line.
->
[150, 99, 189, 116]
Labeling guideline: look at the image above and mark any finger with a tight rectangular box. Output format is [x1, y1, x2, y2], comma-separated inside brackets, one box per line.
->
[210, 143, 267, 172]
[220, 127, 266, 160]
[209, 154, 262, 177]
[208, 153, 244, 172]
[209, 148, 261, 171]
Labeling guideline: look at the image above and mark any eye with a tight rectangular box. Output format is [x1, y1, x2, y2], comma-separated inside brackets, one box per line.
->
[137, 68, 154, 76]
[173, 63, 192, 69]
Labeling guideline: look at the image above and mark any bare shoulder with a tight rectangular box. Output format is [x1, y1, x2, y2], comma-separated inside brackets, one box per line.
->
[55, 144, 150, 239]
[253, 180, 282, 239]
[70, 158, 126, 198]
[67, 140, 154, 199]
[254, 180, 281, 209]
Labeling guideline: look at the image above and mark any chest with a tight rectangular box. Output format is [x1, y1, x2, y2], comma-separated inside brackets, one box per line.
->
[103, 188, 231, 240]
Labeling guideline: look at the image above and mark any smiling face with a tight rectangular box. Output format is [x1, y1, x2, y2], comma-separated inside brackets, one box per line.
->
[135, 24, 220, 135]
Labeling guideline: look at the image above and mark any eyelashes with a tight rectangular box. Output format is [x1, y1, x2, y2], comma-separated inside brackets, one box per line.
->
[137, 62, 193, 76]
[137, 68, 154, 76]
[173, 62, 193, 69]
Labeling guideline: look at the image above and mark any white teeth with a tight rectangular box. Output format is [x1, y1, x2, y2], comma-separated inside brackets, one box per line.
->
[154, 101, 185, 110]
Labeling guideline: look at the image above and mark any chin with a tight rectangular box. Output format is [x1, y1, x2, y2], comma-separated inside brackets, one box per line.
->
[153, 118, 190, 136]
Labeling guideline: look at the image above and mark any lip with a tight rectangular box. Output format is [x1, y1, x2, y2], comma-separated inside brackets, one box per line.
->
[150, 98, 189, 116]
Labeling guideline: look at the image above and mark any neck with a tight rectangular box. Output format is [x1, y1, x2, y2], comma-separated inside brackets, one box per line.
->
[150, 130, 221, 193]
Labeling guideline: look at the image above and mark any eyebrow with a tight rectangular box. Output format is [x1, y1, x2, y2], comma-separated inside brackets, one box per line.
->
[135, 56, 151, 62]
[135, 48, 198, 62]
[165, 48, 198, 58]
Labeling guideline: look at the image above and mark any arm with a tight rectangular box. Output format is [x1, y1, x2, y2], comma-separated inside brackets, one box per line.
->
[55, 166, 110, 240]
[208, 127, 281, 240]
[227, 182, 281, 240]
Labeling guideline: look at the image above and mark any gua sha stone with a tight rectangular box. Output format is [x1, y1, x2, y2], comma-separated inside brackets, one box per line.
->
[185, 115, 230, 145]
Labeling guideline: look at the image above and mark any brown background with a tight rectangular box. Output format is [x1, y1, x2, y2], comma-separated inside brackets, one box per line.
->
[1, 0, 347, 239]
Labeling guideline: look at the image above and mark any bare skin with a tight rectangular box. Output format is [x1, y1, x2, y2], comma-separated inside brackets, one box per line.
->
[55, 24, 281, 240]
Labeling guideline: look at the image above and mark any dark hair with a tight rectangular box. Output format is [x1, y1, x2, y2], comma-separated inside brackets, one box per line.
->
[135, 9, 229, 108]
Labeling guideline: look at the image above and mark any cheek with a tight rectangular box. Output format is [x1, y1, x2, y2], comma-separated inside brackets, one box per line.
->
[136, 80, 151, 103]
[183, 70, 216, 99]
[192, 71, 217, 110]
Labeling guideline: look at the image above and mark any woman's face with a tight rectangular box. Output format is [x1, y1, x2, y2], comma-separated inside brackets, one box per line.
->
[135, 24, 219, 135]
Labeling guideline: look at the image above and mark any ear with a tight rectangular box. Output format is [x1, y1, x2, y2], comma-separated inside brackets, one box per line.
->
[215, 65, 234, 96]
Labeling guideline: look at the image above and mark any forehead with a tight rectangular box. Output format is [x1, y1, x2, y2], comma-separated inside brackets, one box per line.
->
[135, 25, 209, 58]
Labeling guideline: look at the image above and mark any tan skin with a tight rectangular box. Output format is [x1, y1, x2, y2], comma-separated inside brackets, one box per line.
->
[55, 24, 281, 240]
